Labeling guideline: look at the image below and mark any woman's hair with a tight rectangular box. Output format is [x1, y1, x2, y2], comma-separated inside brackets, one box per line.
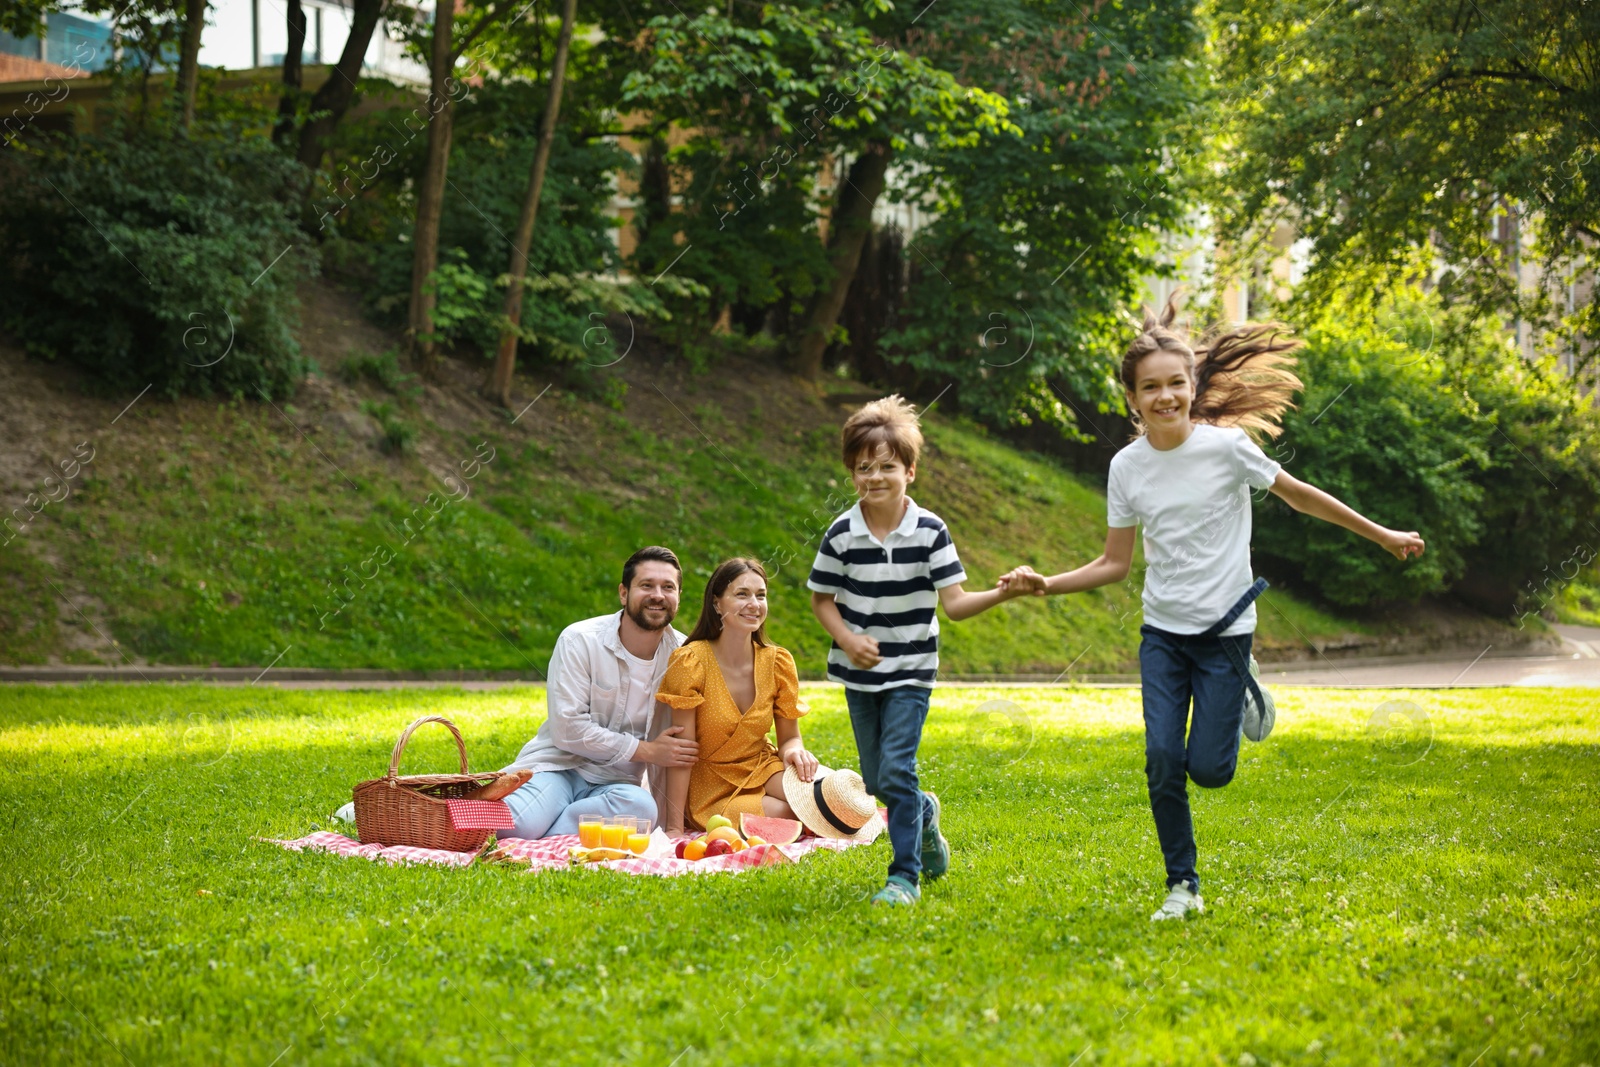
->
[841, 394, 923, 469]
[685, 557, 771, 647]
[1120, 293, 1305, 440]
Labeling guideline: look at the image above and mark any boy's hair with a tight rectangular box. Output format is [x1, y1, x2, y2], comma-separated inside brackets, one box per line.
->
[621, 545, 681, 589]
[1120, 293, 1305, 441]
[841, 394, 924, 469]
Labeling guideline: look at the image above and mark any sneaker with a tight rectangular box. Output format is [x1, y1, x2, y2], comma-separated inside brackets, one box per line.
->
[1241, 655, 1277, 743]
[333, 801, 356, 823]
[920, 791, 951, 881]
[1151, 881, 1204, 921]
[871, 875, 921, 906]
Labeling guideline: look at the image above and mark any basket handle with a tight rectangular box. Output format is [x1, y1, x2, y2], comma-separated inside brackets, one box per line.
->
[387, 716, 471, 778]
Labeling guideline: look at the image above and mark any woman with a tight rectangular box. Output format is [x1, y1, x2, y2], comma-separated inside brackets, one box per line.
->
[656, 557, 819, 834]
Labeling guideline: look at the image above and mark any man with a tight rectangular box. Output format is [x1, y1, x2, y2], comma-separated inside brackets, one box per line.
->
[500, 546, 700, 839]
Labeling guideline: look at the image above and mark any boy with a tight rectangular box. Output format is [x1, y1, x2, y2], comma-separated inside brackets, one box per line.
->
[807, 395, 1031, 905]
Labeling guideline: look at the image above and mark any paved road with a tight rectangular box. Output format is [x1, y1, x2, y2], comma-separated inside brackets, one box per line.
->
[5, 626, 1597, 689]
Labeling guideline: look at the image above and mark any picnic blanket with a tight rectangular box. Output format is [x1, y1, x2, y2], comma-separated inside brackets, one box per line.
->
[262, 830, 486, 868]
[263, 813, 884, 875]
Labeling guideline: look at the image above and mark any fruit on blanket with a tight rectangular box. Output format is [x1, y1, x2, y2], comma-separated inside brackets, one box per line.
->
[568, 847, 630, 863]
[706, 826, 743, 846]
[674, 840, 688, 859]
[706, 814, 734, 832]
[705, 839, 733, 857]
[684, 838, 708, 861]
[746, 836, 766, 847]
[739, 814, 803, 845]
[731, 838, 748, 852]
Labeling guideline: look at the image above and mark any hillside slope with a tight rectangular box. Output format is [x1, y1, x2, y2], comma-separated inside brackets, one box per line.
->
[0, 282, 1536, 674]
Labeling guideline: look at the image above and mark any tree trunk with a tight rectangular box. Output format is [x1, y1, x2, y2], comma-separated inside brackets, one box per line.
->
[485, 0, 578, 407]
[175, 0, 206, 128]
[793, 140, 892, 380]
[638, 133, 673, 240]
[296, 0, 385, 170]
[406, 0, 460, 377]
[272, 0, 306, 146]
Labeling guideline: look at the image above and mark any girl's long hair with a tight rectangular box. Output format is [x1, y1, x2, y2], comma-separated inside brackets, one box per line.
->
[1120, 293, 1305, 440]
[685, 558, 771, 647]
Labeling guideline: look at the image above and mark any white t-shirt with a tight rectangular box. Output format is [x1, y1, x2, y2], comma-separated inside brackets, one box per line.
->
[621, 647, 657, 732]
[1106, 424, 1281, 636]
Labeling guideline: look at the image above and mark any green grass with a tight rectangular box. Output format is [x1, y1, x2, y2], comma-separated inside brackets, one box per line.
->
[2, 684, 1595, 1065]
[0, 372, 1369, 673]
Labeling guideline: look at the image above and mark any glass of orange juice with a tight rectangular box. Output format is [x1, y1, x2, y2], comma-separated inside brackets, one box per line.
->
[627, 819, 652, 855]
[577, 812, 604, 849]
[600, 817, 630, 849]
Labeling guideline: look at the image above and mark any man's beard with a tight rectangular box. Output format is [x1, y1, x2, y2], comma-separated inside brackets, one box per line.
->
[625, 594, 675, 632]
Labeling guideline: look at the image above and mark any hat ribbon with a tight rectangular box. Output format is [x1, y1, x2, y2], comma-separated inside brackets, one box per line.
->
[813, 777, 862, 835]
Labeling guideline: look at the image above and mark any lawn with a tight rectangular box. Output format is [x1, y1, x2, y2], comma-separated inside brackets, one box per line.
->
[1, 684, 1595, 1066]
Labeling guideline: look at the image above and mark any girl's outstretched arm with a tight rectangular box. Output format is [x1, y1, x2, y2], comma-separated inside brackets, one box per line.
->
[1000, 525, 1138, 597]
[1268, 471, 1425, 561]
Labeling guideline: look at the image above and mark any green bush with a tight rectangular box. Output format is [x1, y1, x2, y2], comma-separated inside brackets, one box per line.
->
[336, 347, 418, 398]
[0, 117, 310, 399]
[1255, 292, 1600, 611]
[359, 399, 416, 454]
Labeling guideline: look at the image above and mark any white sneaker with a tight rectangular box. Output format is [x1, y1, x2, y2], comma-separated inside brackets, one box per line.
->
[1151, 882, 1204, 921]
[1241, 655, 1276, 742]
[332, 801, 356, 823]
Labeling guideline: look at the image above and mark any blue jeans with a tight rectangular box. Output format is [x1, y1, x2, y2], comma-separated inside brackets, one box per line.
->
[845, 685, 936, 886]
[1139, 624, 1252, 893]
[501, 768, 656, 839]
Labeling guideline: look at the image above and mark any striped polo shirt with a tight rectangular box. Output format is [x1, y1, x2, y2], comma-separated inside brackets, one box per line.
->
[806, 497, 967, 690]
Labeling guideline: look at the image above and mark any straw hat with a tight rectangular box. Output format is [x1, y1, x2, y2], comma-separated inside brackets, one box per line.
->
[782, 764, 885, 843]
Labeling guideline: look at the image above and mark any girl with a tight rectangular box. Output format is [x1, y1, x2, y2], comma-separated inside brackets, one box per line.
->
[655, 558, 820, 834]
[1001, 298, 1425, 921]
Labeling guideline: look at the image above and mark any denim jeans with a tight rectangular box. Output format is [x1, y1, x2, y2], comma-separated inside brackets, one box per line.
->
[501, 768, 657, 840]
[1139, 624, 1252, 892]
[845, 685, 937, 885]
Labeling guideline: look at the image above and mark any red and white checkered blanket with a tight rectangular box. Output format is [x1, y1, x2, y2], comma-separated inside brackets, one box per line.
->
[485, 833, 869, 876]
[262, 827, 878, 875]
[261, 830, 484, 868]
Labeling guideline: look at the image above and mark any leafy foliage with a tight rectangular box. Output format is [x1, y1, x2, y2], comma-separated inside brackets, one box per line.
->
[1207, 0, 1600, 363]
[0, 116, 309, 399]
[879, 0, 1205, 430]
[1255, 290, 1600, 609]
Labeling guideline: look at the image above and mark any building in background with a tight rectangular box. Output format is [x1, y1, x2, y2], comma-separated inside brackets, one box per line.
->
[0, 1, 429, 88]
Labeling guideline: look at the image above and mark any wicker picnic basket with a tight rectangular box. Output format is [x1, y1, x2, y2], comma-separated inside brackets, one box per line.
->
[352, 715, 507, 850]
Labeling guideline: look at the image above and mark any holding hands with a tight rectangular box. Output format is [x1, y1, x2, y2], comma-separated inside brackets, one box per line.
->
[996, 565, 1048, 597]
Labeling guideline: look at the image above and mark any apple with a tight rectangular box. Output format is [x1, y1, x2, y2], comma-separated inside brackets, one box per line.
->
[706, 814, 734, 832]
[705, 839, 733, 857]
[674, 840, 688, 859]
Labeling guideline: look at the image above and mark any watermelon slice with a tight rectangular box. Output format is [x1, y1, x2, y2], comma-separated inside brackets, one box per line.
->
[740, 814, 802, 845]
[742, 819, 806, 844]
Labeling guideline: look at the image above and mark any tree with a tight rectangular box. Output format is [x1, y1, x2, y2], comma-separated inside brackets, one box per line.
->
[296, 0, 388, 170]
[876, 0, 1204, 428]
[403, 0, 520, 376]
[619, 2, 1016, 379]
[1208, 0, 1600, 363]
[485, 0, 578, 407]
[174, 0, 205, 127]
[272, 0, 307, 146]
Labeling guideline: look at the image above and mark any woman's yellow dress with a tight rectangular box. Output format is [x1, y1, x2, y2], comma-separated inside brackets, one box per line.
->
[654, 640, 809, 831]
